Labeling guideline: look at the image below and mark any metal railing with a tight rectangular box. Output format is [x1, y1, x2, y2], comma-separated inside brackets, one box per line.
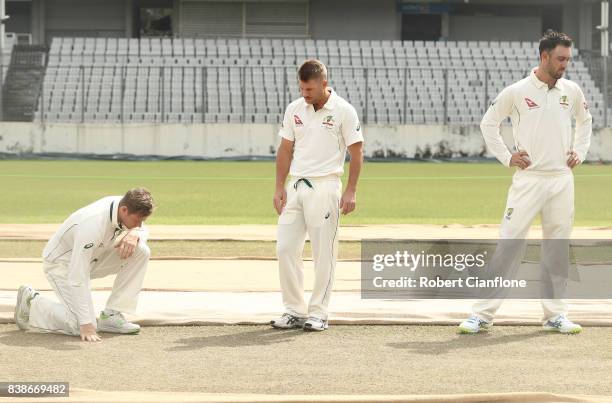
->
[0, 62, 596, 127]
[35, 64, 542, 126]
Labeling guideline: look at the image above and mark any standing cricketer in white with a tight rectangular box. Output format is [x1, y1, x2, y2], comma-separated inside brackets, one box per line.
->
[459, 30, 592, 334]
[14, 188, 154, 342]
[271, 59, 364, 331]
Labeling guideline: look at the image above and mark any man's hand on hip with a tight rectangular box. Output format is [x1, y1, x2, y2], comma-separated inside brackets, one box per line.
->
[115, 230, 139, 260]
[567, 151, 581, 169]
[509, 151, 531, 169]
[340, 189, 356, 215]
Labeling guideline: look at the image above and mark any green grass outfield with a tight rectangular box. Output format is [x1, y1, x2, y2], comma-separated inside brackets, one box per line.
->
[1, 160, 611, 226]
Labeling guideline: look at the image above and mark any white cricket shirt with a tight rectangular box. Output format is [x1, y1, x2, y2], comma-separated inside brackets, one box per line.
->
[481, 68, 592, 173]
[279, 89, 364, 177]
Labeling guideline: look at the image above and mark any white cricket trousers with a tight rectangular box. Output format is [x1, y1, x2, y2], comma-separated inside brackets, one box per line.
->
[473, 171, 574, 323]
[277, 175, 342, 320]
[28, 241, 150, 335]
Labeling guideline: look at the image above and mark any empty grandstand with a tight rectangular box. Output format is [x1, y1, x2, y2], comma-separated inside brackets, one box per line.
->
[35, 37, 607, 126]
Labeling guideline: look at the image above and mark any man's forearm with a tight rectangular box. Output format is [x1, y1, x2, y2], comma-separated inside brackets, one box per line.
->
[276, 148, 292, 189]
[573, 122, 592, 162]
[481, 124, 512, 167]
[346, 147, 363, 192]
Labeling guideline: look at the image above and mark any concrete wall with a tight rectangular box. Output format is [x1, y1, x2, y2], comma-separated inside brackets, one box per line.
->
[562, 0, 580, 49]
[448, 15, 541, 42]
[578, 1, 593, 51]
[0, 123, 278, 158]
[309, 0, 399, 40]
[1, 123, 611, 162]
[44, 0, 127, 39]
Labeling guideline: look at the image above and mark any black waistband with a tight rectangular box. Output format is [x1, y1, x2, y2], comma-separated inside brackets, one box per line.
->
[293, 178, 313, 190]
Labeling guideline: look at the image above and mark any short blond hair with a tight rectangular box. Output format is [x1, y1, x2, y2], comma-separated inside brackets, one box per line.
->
[298, 59, 327, 81]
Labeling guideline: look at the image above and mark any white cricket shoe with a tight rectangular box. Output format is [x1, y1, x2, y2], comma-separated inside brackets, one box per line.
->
[270, 313, 306, 329]
[303, 317, 328, 332]
[458, 315, 491, 334]
[97, 311, 140, 334]
[14, 285, 39, 330]
[543, 314, 582, 334]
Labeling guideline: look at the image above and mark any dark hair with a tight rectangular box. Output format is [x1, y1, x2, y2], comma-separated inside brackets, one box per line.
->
[298, 59, 327, 81]
[119, 188, 154, 216]
[539, 29, 573, 55]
